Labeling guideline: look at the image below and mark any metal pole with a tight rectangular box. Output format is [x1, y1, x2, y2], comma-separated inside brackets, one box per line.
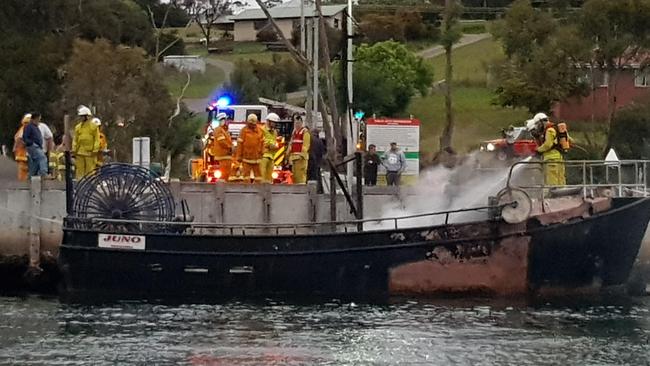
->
[355, 151, 363, 231]
[305, 18, 313, 127]
[345, 0, 355, 190]
[300, 0, 305, 55]
[312, 17, 319, 127]
[63, 114, 73, 215]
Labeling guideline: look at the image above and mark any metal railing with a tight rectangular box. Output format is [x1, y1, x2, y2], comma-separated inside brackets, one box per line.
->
[64, 203, 510, 236]
[506, 159, 650, 202]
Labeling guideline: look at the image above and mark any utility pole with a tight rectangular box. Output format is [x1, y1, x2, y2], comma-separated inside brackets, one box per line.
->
[345, 0, 354, 190]
[305, 17, 313, 127]
[312, 15, 319, 127]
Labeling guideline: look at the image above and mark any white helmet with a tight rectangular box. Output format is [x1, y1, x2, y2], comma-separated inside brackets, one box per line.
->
[78, 106, 92, 116]
[216, 112, 228, 121]
[525, 119, 537, 132]
[266, 113, 280, 123]
[533, 112, 549, 123]
[92, 117, 101, 126]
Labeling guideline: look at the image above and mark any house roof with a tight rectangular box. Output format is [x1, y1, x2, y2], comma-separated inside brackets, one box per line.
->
[232, 2, 346, 21]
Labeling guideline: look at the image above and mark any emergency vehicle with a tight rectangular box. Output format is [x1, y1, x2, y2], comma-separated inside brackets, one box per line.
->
[189, 97, 293, 183]
[479, 126, 537, 161]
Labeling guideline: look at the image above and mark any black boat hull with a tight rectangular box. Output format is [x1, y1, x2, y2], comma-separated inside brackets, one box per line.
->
[58, 197, 650, 301]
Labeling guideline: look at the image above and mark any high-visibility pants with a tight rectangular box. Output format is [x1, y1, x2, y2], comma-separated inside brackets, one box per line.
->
[544, 159, 566, 186]
[241, 162, 262, 183]
[17, 161, 28, 181]
[260, 157, 274, 184]
[291, 157, 308, 184]
[217, 158, 232, 182]
[75, 155, 97, 179]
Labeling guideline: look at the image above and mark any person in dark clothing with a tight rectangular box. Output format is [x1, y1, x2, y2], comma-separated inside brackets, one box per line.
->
[22, 112, 48, 177]
[364, 144, 379, 186]
[307, 128, 326, 192]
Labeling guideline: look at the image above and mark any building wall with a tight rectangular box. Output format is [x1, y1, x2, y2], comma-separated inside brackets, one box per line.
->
[234, 21, 256, 41]
[553, 70, 650, 121]
[234, 15, 342, 42]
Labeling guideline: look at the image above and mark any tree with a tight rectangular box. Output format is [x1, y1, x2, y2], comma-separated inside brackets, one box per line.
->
[182, 0, 241, 49]
[490, 0, 587, 113]
[609, 99, 650, 159]
[134, 0, 190, 27]
[60, 39, 194, 167]
[577, 0, 650, 147]
[350, 41, 433, 116]
[438, 0, 463, 153]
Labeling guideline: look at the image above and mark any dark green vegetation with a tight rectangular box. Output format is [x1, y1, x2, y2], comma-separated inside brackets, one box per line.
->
[0, 0, 205, 175]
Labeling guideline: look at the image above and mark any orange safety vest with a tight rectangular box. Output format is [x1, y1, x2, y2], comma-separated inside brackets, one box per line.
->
[236, 125, 264, 164]
[210, 125, 233, 160]
[13, 126, 27, 162]
[290, 127, 308, 153]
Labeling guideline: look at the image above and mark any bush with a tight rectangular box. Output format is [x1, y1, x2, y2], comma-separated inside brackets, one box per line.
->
[256, 27, 278, 42]
[359, 14, 406, 43]
[157, 32, 186, 59]
[609, 101, 650, 159]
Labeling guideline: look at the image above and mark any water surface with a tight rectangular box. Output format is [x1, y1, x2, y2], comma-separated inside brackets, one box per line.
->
[1, 296, 649, 365]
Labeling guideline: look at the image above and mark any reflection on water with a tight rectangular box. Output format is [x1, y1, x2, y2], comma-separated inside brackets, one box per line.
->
[1, 295, 649, 365]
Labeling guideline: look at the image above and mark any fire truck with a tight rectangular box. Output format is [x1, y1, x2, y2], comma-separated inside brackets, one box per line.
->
[189, 98, 294, 183]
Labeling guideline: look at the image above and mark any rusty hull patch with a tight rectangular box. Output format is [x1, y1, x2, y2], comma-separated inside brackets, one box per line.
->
[389, 236, 531, 296]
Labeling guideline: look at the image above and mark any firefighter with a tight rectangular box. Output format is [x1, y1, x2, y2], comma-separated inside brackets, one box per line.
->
[209, 112, 233, 181]
[235, 114, 264, 183]
[527, 112, 566, 186]
[93, 118, 108, 167]
[261, 113, 281, 184]
[12, 114, 31, 181]
[72, 106, 100, 179]
[289, 114, 311, 184]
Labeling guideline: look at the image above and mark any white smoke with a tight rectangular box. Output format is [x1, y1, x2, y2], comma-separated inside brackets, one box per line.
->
[365, 154, 531, 230]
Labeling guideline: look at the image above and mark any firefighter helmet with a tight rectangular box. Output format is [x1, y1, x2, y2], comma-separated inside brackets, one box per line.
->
[247, 114, 258, 124]
[216, 112, 228, 121]
[266, 113, 280, 122]
[92, 118, 102, 126]
[533, 112, 548, 123]
[21, 113, 32, 125]
[78, 106, 92, 116]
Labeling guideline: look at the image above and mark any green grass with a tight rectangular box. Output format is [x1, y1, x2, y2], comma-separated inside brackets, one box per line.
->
[164, 64, 225, 99]
[409, 36, 529, 156]
[408, 87, 529, 156]
[429, 37, 504, 85]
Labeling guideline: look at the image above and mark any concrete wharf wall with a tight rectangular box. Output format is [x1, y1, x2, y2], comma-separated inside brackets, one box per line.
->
[0, 179, 418, 261]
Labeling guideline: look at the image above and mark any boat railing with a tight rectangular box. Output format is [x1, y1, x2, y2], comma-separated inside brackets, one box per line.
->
[64, 202, 511, 236]
[505, 159, 650, 202]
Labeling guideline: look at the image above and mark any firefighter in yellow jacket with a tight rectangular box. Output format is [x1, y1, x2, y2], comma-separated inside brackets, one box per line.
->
[93, 118, 108, 167]
[289, 115, 311, 184]
[235, 114, 264, 183]
[209, 113, 233, 181]
[12, 114, 31, 181]
[527, 113, 567, 186]
[261, 113, 281, 184]
[72, 106, 100, 179]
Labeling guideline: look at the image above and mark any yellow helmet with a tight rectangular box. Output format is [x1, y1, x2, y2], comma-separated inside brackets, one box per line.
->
[21, 113, 32, 125]
[247, 114, 258, 124]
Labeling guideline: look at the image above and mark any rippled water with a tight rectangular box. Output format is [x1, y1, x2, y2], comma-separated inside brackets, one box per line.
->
[1, 295, 650, 365]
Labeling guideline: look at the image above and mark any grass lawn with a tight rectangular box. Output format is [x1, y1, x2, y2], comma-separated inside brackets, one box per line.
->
[428, 37, 504, 84]
[408, 87, 529, 156]
[164, 64, 225, 99]
[410, 36, 529, 156]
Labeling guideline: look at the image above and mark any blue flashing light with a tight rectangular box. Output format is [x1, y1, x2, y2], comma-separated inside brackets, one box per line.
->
[354, 111, 365, 120]
[216, 96, 232, 108]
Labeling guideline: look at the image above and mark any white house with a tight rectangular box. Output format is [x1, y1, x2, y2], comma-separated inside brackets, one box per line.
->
[228, 0, 347, 42]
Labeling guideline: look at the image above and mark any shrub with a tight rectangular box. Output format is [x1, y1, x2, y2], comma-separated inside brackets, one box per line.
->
[256, 27, 278, 42]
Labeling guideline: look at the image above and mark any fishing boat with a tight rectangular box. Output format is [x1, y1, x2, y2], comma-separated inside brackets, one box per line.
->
[58, 161, 650, 301]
